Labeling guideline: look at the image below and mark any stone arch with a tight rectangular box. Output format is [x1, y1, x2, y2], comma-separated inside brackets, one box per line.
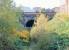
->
[26, 20, 34, 27]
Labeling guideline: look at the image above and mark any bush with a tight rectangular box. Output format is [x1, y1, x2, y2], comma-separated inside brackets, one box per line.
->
[0, 0, 29, 50]
[30, 29, 60, 50]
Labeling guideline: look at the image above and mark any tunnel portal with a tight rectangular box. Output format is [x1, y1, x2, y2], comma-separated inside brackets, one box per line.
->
[26, 20, 34, 27]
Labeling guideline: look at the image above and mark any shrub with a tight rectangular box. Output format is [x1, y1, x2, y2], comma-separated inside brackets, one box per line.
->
[30, 30, 60, 50]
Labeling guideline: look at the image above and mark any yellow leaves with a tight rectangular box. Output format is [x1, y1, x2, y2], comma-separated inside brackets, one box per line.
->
[35, 13, 48, 30]
[46, 12, 69, 34]
[31, 11, 69, 36]
[54, 13, 69, 22]
[31, 13, 48, 37]
[11, 28, 30, 42]
[20, 31, 29, 39]
[16, 30, 29, 40]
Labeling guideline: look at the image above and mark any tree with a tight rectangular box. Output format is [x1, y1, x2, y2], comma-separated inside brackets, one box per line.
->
[0, 0, 23, 33]
[30, 11, 48, 37]
[0, 0, 27, 50]
[46, 12, 69, 34]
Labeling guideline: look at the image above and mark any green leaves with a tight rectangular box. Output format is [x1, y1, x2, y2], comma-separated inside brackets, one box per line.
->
[0, 0, 27, 50]
[30, 12, 69, 50]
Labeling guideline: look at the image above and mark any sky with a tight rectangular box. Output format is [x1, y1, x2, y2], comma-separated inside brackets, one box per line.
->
[13, 0, 65, 9]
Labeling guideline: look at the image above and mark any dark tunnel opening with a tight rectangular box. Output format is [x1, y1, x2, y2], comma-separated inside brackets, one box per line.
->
[26, 20, 34, 27]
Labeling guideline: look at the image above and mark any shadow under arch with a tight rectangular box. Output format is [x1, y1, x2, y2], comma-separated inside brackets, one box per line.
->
[26, 20, 34, 27]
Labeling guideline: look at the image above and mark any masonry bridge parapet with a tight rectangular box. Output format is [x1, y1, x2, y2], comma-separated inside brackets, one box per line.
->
[20, 11, 56, 28]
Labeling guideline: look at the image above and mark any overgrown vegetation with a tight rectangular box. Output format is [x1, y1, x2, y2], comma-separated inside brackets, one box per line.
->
[0, 0, 69, 50]
[30, 12, 69, 50]
[0, 0, 30, 50]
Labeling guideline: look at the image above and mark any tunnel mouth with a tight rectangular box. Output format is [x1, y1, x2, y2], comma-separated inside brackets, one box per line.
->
[26, 20, 34, 27]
